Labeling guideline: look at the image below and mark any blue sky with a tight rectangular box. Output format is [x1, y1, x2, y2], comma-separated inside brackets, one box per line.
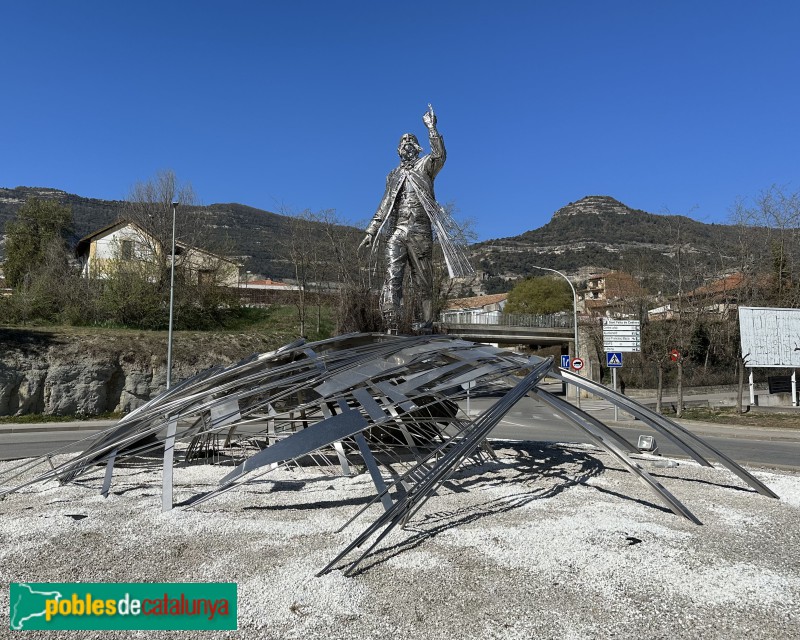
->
[2, 1, 799, 241]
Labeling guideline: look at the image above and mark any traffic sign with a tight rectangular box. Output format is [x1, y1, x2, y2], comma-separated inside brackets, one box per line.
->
[670, 349, 681, 362]
[606, 352, 623, 367]
[560, 355, 571, 369]
[571, 357, 585, 371]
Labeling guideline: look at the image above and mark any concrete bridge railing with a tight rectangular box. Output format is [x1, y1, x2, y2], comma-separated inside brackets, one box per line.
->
[439, 311, 573, 329]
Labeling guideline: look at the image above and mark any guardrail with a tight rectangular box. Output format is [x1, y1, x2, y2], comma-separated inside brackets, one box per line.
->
[439, 311, 573, 329]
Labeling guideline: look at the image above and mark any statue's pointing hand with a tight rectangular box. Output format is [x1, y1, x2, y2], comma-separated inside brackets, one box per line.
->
[423, 105, 437, 130]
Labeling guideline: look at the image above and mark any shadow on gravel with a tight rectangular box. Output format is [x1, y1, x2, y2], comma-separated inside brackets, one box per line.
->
[240, 495, 376, 511]
[600, 461, 755, 495]
[346, 442, 609, 575]
[578, 483, 673, 515]
[647, 471, 755, 494]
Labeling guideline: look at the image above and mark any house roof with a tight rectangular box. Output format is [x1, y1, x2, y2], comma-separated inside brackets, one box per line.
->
[74, 220, 134, 255]
[445, 293, 508, 310]
[75, 219, 237, 265]
[687, 272, 747, 298]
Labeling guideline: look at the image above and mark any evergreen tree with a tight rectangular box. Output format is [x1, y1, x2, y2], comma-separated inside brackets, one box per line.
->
[4, 198, 73, 288]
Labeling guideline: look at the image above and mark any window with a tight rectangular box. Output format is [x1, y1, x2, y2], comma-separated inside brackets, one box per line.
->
[120, 240, 133, 260]
[198, 269, 214, 286]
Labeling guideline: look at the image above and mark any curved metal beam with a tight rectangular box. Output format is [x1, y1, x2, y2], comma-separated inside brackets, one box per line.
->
[553, 369, 778, 499]
[530, 388, 701, 524]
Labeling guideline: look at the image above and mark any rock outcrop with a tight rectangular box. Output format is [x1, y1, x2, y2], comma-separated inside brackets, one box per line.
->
[0, 328, 291, 417]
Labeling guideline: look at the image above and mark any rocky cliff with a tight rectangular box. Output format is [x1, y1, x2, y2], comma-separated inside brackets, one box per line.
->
[0, 328, 292, 417]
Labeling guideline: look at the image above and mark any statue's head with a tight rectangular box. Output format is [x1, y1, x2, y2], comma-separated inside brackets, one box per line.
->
[397, 133, 422, 162]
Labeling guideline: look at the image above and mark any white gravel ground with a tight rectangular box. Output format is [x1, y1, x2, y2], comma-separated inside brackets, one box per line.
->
[1, 441, 798, 639]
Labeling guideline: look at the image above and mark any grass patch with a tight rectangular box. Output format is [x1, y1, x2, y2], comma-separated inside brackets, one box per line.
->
[0, 411, 124, 424]
[668, 406, 800, 429]
[218, 304, 335, 339]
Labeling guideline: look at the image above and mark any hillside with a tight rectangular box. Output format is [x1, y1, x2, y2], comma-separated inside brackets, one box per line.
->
[471, 195, 766, 288]
[2, 188, 782, 291]
[0, 186, 358, 280]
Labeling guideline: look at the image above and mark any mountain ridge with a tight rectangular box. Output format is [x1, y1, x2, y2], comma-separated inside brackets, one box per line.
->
[472, 195, 755, 290]
[0, 188, 770, 290]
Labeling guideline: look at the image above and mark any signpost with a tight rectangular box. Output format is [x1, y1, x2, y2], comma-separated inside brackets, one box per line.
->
[603, 319, 639, 423]
[605, 352, 623, 421]
[561, 355, 571, 369]
[571, 357, 584, 371]
[602, 319, 641, 353]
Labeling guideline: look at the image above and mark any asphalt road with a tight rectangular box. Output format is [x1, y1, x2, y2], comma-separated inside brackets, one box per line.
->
[486, 396, 800, 470]
[1, 398, 798, 469]
[0, 420, 116, 461]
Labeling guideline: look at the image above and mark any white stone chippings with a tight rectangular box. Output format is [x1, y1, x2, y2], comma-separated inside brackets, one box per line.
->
[753, 470, 800, 508]
[0, 442, 799, 639]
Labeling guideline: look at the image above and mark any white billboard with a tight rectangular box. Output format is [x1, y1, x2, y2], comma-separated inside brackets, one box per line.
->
[739, 306, 800, 367]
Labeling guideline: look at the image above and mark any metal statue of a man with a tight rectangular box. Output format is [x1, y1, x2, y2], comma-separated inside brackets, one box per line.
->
[359, 105, 446, 332]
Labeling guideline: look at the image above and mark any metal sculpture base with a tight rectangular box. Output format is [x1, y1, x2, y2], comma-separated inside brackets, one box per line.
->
[0, 334, 778, 576]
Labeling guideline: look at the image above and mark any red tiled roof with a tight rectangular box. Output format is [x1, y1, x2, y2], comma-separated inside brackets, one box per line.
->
[248, 278, 291, 287]
[687, 273, 747, 298]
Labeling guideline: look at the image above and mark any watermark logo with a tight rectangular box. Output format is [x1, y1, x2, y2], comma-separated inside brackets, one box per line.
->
[9, 582, 237, 631]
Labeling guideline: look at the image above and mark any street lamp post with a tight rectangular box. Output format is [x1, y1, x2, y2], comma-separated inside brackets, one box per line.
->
[166, 201, 178, 390]
[531, 266, 580, 406]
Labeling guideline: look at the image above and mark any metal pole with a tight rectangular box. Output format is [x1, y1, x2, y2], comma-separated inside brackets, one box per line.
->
[792, 369, 797, 408]
[531, 266, 579, 407]
[612, 367, 618, 422]
[166, 202, 178, 390]
[749, 368, 755, 406]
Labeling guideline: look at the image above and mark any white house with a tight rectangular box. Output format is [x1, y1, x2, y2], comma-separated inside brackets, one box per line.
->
[75, 220, 240, 287]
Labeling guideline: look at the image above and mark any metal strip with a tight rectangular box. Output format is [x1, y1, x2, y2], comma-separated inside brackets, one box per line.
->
[100, 449, 118, 498]
[394, 361, 466, 393]
[219, 409, 368, 485]
[162, 418, 178, 512]
[374, 381, 416, 412]
[333, 441, 352, 476]
[355, 434, 393, 511]
[351, 387, 388, 422]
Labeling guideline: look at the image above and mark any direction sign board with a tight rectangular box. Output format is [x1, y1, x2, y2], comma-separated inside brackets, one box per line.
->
[603, 318, 641, 353]
[606, 352, 623, 367]
[571, 357, 585, 371]
[560, 355, 571, 369]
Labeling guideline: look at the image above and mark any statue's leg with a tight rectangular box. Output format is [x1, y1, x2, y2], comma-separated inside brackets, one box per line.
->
[407, 233, 434, 328]
[383, 237, 407, 329]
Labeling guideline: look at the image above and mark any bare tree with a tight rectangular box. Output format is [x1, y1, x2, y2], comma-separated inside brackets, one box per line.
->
[114, 169, 237, 329]
[122, 170, 199, 282]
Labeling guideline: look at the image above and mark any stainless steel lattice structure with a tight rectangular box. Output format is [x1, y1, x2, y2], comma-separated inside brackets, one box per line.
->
[0, 333, 779, 575]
